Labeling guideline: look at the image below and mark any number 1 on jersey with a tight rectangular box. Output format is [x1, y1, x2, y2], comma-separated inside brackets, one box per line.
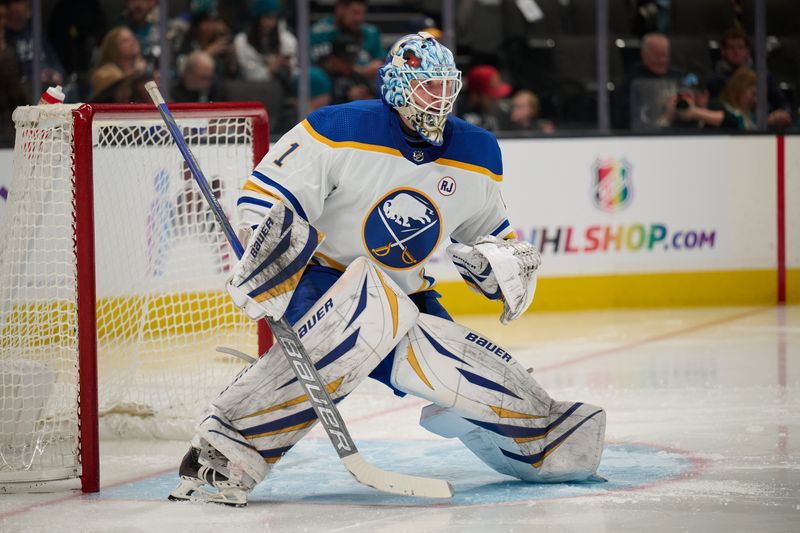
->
[274, 143, 300, 167]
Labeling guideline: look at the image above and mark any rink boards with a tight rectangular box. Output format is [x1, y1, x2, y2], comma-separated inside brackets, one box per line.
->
[431, 134, 800, 310]
[1, 134, 797, 312]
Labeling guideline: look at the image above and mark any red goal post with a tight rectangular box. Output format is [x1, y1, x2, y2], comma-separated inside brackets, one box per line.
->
[1, 102, 272, 493]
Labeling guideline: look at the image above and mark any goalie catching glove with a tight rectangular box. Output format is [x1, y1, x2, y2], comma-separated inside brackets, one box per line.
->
[227, 202, 323, 321]
[447, 235, 541, 324]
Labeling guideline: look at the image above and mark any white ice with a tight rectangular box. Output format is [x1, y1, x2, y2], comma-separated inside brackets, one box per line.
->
[1, 305, 798, 532]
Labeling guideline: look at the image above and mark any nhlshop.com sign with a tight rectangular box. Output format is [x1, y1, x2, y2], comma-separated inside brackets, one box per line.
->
[428, 135, 779, 281]
[495, 135, 780, 276]
[518, 223, 717, 255]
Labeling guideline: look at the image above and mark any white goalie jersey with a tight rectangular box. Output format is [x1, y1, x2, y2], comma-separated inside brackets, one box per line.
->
[239, 99, 514, 294]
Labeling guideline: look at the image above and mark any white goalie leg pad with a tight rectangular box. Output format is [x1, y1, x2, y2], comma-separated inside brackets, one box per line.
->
[227, 202, 324, 321]
[390, 314, 605, 482]
[198, 257, 418, 485]
[421, 401, 606, 482]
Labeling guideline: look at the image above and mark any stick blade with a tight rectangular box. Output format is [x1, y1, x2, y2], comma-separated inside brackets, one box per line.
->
[215, 346, 257, 364]
[341, 453, 454, 499]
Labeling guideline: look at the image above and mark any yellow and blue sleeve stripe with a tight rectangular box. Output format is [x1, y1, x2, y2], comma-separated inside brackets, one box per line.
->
[237, 195, 274, 210]
[251, 170, 308, 220]
[490, 219, 511, 237]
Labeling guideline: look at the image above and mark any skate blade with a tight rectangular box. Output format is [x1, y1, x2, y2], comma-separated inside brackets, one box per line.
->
[168, 477, 247, 507]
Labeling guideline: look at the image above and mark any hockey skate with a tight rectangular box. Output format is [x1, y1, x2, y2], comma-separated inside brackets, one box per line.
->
[168, 442, 255, 507]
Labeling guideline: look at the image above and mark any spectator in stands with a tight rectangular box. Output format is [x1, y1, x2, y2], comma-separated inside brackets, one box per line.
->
[310, 0, 384, 82]
[304, 66, 333, 112]
[0, 0, 30, 146]
[283, 66, 333, 131]
[273, 66, 333, 134]
[118, 0, 159, 72]
[707, 27, 791, 126]
[635, 32, 682, 82]
[89, 63, 125, 103]
[668, 72, 742, 130]
[504, 89, 555, 134]
[171, 50, 226, 103]
[233, 0, 297, 86]
[615, 32, 682, 129]
[97, 26, 148, 78]
[670, 73, 721, 129]
[680, 67, 756, 130]
[174, 0, 238, 81]
[318, 33, 372, 105]
[89, 65, 153, 105]
[460, 64, 511, 131]
[3, 0, 63, 88]
[676, 67, 788, 131]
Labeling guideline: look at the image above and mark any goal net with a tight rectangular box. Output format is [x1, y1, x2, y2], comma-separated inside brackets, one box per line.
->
[0, 102, 270, 491]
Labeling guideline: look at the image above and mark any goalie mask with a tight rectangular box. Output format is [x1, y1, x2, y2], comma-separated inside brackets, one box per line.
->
[379, 32, 462, 146]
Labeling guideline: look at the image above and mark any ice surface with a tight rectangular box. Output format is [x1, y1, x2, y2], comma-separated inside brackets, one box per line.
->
[1, 306, 797, 532]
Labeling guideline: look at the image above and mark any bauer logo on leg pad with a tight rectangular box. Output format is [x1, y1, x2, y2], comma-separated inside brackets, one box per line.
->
[465, 332, 512, 362]
[298, 298, 334, 339]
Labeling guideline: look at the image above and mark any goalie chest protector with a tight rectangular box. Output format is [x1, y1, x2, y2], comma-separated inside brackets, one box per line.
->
[238, 99, 515, 295]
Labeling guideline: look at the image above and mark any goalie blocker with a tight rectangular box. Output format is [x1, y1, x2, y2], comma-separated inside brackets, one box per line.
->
[227, 202, 324, 321]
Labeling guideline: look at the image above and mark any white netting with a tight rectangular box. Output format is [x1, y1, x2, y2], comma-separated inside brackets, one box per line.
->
[1, 104, 261, 484]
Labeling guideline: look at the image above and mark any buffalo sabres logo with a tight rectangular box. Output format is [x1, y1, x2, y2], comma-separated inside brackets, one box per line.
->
[363, 188, 442, 269]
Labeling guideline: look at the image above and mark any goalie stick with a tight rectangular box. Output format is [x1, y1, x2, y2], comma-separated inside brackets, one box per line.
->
[216, 346, 257, 364]
[145, 82, 453, 499]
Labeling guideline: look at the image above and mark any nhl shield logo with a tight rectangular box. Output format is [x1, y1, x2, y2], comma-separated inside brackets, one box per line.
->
[363, 188, 442, 269]
[591, 158, 632, 213]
